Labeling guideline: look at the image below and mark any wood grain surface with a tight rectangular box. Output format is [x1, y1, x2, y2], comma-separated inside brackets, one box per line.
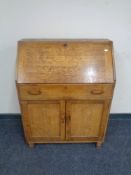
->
[17, 39, 115, 83]
[16, 39, 116, 147]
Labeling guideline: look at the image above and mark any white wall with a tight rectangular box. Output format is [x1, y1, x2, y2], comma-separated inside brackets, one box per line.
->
[0, 0, 131, 113]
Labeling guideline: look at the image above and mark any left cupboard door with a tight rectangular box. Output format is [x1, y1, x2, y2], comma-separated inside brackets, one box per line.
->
[21, 100, 65, 143]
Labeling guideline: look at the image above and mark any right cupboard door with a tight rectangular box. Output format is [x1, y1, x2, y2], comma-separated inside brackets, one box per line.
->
[66, 100, 110, 141]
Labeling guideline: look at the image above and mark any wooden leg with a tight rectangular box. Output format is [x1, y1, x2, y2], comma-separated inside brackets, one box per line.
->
[96, 141, 102, 148]
[24, 138, 34, 148]
[28, 143, 35, 148]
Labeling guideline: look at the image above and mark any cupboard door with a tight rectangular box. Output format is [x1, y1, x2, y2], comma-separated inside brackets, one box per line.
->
[21, 100, 65, 142]
[66, 100, 107, 141]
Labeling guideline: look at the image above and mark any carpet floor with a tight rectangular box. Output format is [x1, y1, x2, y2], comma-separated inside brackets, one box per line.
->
[0, 118, 131, 175]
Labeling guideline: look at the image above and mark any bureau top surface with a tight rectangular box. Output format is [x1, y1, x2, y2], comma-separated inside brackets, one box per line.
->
[16, 39, 115, 84]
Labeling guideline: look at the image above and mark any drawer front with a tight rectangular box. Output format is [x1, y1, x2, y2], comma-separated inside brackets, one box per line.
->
[18, 84, 114, 100]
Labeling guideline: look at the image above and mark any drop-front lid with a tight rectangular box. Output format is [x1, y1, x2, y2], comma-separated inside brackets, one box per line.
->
[16, 39, 115, 84]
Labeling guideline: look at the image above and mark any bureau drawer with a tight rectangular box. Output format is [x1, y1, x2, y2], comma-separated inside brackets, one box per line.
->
[18, 84, 114, 100]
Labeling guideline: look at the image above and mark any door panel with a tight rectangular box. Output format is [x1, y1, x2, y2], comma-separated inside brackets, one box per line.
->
[22, 100, 65, 141]
[66, 100, 104, 140]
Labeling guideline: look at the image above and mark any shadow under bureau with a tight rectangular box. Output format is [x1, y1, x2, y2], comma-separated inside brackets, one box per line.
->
[16, 39, 116, 148]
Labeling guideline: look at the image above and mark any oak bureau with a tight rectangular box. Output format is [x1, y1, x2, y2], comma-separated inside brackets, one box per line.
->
[16, 39, 116, 148]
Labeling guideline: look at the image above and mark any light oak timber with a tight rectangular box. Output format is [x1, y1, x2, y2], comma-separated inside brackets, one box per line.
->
[17, 39, 115, 84]
[18, 84, 114, 100]
[16, 39, 116, 148]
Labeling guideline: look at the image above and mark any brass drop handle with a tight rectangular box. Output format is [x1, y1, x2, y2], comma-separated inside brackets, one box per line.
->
[28, 90, 42, 95]
[91, 90, 104, 95]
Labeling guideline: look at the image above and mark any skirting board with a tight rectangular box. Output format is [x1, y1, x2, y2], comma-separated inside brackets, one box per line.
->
[0, 113, 131, 120]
